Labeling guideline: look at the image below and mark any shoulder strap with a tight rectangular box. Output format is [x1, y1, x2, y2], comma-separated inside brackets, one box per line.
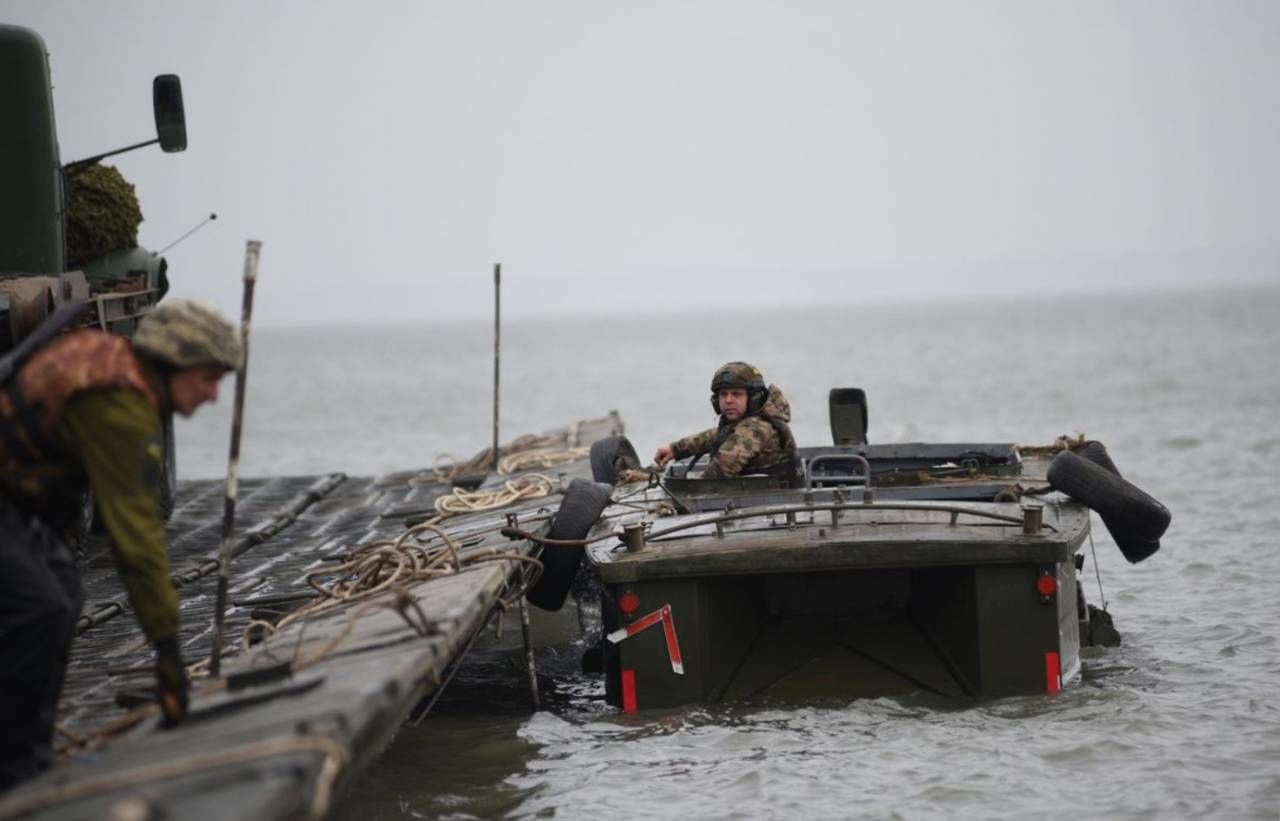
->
[0, 301, 89, 384]
[708, 418, 735, 458]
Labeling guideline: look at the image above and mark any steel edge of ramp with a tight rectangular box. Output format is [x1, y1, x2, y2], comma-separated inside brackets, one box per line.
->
[0, 530, 548, 820]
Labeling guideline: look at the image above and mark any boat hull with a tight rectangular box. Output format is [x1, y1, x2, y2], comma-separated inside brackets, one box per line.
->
[598, 556, 1082, 709]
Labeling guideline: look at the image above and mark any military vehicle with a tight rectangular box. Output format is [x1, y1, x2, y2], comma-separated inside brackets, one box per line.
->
[0, 23, 189, 512]
[531, 390, 1170, 711]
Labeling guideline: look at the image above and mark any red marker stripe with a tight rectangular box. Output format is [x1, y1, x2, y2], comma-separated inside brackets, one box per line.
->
[1044, 651, 1061, 694]
[621, 669, 637, 713]
[608, 608, 665, 643]
[660, 606, 684, 675]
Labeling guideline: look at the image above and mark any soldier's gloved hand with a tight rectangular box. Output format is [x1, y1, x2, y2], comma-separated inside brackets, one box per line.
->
[154, 637, 190, 728]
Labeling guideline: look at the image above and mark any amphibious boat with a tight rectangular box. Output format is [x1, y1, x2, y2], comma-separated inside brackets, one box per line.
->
[525, 389, 1170, 711]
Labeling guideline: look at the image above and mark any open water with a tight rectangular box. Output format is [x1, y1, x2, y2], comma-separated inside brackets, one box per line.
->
[180, 285, 1280, 819]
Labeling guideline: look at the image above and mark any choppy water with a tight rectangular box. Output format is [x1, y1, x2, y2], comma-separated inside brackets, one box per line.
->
[180, 285, 1280, 819]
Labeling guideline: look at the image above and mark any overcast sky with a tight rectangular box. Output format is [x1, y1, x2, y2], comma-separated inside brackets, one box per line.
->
[7, 1, 1278, 326]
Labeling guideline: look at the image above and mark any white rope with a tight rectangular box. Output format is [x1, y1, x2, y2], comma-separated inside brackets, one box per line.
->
[433, 473, 556, 517]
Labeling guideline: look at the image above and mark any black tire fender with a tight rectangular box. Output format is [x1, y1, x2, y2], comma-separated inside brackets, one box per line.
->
[1076, 440, 1120, 476]
[1047, 449, 1170, 563]
[1072, 440, 1159, 563]
[589, 435, 640, 485]
[525, 478, 614, 611]
[1108, 530, 1161, 565]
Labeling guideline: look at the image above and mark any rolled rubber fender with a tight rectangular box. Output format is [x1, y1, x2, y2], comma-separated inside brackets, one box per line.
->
[1076, 440, 1120, 476]
[589, 435, 640, 485]
[1070, 442, 1159, 562]
[1085, 604, 1122, 647]
[1047, 450, 1171, 563]
[1106, 529, 1161, 564]
[526, 478, 613, 611]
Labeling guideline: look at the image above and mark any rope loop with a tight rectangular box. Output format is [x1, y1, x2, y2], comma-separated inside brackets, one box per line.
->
[498, 446, 589, 474]
[433, 473, 556, 517]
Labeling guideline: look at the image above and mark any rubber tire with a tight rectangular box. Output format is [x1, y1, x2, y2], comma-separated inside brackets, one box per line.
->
[1047, 450, 1169, 563]
[525, 478, 613, 612]
[589, 435, 640, 485]
[1076, 440, 1120, 476]
[1072, 440, 1159, 563]
[1085, 604, 1121, 647]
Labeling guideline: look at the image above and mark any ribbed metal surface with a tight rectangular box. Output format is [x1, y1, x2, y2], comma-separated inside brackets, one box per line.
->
[61, 473, 351, 732]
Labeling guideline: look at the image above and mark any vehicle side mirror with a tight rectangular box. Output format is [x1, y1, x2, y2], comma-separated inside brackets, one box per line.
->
[153, 74, 186, 153]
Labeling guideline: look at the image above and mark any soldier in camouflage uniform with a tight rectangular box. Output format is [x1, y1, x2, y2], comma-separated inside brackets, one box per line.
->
[654, 361, 797, 478]
[0, 300, 239, 791]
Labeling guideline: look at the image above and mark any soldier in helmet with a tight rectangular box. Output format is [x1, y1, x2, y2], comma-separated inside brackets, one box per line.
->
[654, 361, 798, 478]
[0, 299, 239, 791]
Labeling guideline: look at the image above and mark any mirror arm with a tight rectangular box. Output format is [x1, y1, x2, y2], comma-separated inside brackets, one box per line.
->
[64, 138, 160, 172]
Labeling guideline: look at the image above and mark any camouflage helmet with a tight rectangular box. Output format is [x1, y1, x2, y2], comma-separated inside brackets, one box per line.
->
[710, 361, 765, 393]
[710, 361, 767, 415]
[133, 299, 241, 371]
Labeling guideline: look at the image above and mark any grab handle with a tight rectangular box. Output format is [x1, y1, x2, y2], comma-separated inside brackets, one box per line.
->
[805, 454, 873, 502]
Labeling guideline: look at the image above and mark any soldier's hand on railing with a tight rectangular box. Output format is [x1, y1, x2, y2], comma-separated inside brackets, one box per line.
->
[654, 445, 675, 467]
[154, 636, 190, 727]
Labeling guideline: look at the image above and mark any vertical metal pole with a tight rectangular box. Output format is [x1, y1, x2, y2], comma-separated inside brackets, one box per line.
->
[492, 263, 501, 472]
[519, 598, 540, 711]
[209, 240, 261, 677]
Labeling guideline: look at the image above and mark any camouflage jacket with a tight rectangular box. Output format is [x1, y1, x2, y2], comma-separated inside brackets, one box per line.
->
[1, 332, 178, 643]
[670, 385, 796, 478]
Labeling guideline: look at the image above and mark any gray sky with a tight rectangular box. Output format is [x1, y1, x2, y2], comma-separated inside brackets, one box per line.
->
[7, 0, 1278, 326]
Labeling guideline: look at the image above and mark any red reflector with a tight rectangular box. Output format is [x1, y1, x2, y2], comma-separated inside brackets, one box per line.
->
[621, 669, 637, 712]
[1045, 652, 1061, 694]
[619, 592, 641, 614]
[1036, 574, 1057, 597]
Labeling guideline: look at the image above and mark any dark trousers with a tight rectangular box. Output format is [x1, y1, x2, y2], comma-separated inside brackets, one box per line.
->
[0, 503, 83, 793]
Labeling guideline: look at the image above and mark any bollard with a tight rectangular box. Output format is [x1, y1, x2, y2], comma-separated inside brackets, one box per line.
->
[1022, 503, 1044, 535]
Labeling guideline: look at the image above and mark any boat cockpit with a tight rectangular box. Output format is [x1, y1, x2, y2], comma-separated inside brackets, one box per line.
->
[658, 387, 1028, 514]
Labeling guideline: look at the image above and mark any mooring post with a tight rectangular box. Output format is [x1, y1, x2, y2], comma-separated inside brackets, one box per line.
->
[519, 597, 541, 711]
[1022, 502, 1044, 535]
[209, 239, 260, 677]
[492, 262, 501, 473]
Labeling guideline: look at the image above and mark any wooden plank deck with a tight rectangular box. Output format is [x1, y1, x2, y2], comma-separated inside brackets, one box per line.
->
[0, 415, 621, 821]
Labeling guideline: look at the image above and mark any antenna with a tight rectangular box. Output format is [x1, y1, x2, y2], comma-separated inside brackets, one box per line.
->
[157, 212, 217, 254]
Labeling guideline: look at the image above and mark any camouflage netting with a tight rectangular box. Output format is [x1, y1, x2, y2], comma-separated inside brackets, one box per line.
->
[65, 163, 143, 269]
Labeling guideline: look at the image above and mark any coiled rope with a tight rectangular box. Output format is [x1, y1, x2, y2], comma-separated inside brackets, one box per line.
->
[497, 446, 589, 474]
[239, 517, 544, 668]
[432, 473, 556, 517]
[403, 423, 595, 486]
[1017, 433, 1087, 455]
